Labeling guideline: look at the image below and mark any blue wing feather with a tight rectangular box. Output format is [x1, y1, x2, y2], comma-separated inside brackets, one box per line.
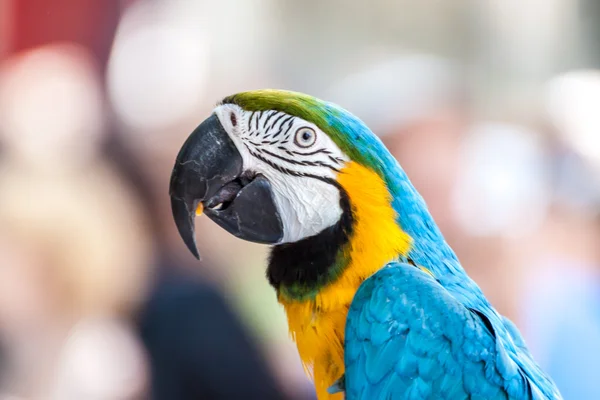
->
[344, 262, 561, 400]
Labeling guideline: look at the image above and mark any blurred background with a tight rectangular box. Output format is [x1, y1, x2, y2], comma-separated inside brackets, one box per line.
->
[0, 0, 599, 399]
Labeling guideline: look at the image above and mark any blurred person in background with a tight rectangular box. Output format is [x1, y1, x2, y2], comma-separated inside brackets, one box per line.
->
[0, 42, 151, 399]
[1, 1, 292, 398]
[0, 169, 151, 400]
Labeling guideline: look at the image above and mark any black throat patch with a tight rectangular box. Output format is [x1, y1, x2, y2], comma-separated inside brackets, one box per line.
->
[267, 182, 354, 300]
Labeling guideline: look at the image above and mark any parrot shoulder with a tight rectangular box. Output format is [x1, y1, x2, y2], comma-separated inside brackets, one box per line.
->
[343, 262, 541, 400]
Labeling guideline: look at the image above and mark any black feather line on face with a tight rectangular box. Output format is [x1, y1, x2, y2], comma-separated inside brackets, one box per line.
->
[272, 116, 293, 139]
[270, 113, 287, 132]
[328, 155, 341, 165]
[263, 111, 277, 129]
[267, 181, 353, 296]
[277, 146, 295, 157]
[255, 111, 263, 131]
[291, 148, 331, 156]
[249, 111, 257, 131]
[257, 148, 341, 172]
[275, 116, 294, 138]
[283, 118, 295, 140]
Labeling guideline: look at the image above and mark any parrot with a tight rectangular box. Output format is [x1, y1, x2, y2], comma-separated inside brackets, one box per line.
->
[169, 89, 562, 400]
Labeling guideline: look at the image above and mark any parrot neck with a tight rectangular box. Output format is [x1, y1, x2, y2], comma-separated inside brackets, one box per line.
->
[267, 161, 412, 302]
[321, 106, 457, 272]
[267, 180, 354, 301]
[382, 163, 460, 271]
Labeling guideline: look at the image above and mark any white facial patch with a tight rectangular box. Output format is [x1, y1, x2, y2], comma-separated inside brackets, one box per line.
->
[214, 104, 350, 243]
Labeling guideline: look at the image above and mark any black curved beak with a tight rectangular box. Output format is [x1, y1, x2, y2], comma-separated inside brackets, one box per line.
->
[169, 114, 283, 259]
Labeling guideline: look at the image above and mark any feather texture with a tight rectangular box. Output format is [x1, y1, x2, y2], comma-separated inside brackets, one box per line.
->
[345, 263, 561, 400]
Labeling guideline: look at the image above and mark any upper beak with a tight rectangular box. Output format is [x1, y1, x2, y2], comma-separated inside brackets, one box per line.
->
[169, 114, 284, 259]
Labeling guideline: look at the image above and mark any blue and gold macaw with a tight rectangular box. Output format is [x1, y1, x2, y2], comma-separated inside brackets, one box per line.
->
[169, 90, 562, 399]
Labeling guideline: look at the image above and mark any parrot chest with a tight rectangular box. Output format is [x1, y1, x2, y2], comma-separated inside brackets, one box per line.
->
[280, 291, 355, 400]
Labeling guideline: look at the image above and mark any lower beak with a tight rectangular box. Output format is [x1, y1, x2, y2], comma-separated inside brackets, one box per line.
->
[169, 114, 284, 259]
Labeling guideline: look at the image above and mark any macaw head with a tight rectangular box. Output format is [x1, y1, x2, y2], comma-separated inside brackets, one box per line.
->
[170, 90, 448, 297]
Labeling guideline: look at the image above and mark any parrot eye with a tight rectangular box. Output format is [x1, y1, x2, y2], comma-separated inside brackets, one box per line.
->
[294, 127, 316, 148]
